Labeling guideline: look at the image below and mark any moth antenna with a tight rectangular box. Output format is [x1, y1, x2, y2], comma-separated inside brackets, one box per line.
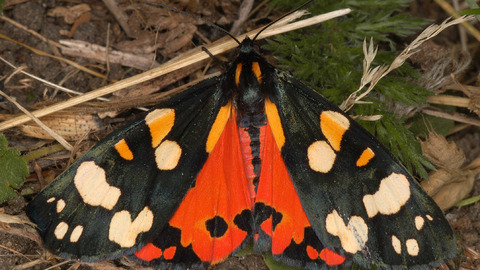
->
[252, 0, 314, 42]
[145, 1, 241, 45]
[201, 47, 225, 65]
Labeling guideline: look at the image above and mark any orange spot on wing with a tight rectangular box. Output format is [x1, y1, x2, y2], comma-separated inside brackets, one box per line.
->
[319, 248, 346, 266]
[206, 103, 232, 153]
[114, 139, 134, 160]
[320, 111, 349, 151]
[168, 113, 253, 264]
[145, 109, 175, 148]
[306, 245, 319, 260]
[260, 215, 272, 238]
[163, 246, 176, 260]
[356, 147, 375, 167]
[235, 63, 242, 86]
[252, 62, 262, 83]
[256, 123, 311, 255]
[135, 243, 162, 261]
[265, 99, 285, 149]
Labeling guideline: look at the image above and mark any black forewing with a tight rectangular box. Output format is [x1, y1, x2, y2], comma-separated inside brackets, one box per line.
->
[26, 76, 230, 261]
[268, 71, 456, 269]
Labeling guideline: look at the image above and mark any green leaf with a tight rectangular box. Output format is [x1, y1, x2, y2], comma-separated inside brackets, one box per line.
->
[462, 0, 480, 21]
[465, 0, 480, 8]
[407, 113, 455, 138]
[0, 0, 6, 15]
[236, 241, 254, 257]
[0, 134, 29, 203]
[455, 195, 480, 207]
[457, 8, 480, 15]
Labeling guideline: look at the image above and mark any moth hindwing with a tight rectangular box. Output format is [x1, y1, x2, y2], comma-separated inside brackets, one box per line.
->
[27, 37, 455, 269]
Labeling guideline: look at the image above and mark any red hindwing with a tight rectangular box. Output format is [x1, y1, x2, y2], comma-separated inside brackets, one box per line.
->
[135, 114, 254, 264]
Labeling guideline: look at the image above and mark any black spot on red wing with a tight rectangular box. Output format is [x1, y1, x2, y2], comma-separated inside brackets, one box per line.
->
[153, 223, 181, 247]
[132, 223, 202, 266]
[254, 203, 283, 230]
[272, 210, 283, 231]
[254, 202, 272, 224]
[275, 227, 349, 269]
[282, 227, 322, 261]
[205, 216, 228, 238]
[233, 209, 253, 232]
[254, 203, 283, 231]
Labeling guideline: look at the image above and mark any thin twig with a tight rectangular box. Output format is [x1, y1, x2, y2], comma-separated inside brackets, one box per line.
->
[0, 56, 110, 101]
[230, 0, 255, 36]
[426, 95, 470, 108]
[452, 0, 468, 52]
[450, 73, 472, 97]
[0, 90, 73, 150]
[421, 108, 480, 127]
[434, 0, 480, 42]
[103, 23, 111, 85]
[0, 32, 110, 80]
[103, 0, 133, 37]
[0, 15, 63, 48]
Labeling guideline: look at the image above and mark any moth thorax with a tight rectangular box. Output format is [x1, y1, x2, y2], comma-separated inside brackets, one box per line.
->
[237, 113, 267, 129]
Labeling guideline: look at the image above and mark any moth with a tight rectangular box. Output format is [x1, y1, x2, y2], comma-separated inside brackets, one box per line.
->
[26, 5, 456, 270]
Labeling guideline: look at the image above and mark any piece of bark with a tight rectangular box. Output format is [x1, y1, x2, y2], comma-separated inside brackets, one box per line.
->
[60, 39, 159, 70]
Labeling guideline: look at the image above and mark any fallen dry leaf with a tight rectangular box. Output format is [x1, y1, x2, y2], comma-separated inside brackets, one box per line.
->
[421, 131, 465, 170]
[420, 131, 480, 210]
[46, 4, 91, 24]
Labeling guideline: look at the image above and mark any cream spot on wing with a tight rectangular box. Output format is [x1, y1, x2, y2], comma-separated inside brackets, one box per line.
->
[54, 222, 69, 240]
[391, 235, 401, 254]
[155, 140, 182, 170]
[325, 210, 368, 254]
[362, 173, 410, 218]
[70, 225, 84, 243]
[406, 239, 419, 256]
[74, 161, 121, 210]
[47, 197, 55, 203]
[145, 108, 175, 148]
[415, 216, 425, 230]
[426, 214, 433, 221]
[308, 141, 336, 173]
[109, 207, 154, 248]
[320, 111, 350, 151]
[56, 199, 66, 213]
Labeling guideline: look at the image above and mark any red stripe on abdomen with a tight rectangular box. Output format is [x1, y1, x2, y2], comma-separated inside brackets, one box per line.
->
[237, 115, 266, 201]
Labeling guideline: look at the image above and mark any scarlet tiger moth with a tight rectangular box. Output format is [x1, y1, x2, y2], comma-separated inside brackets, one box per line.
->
[26, 3, 456, 270]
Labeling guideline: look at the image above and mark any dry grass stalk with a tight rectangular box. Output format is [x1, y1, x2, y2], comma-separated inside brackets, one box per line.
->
[340, 15, 475, 112]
